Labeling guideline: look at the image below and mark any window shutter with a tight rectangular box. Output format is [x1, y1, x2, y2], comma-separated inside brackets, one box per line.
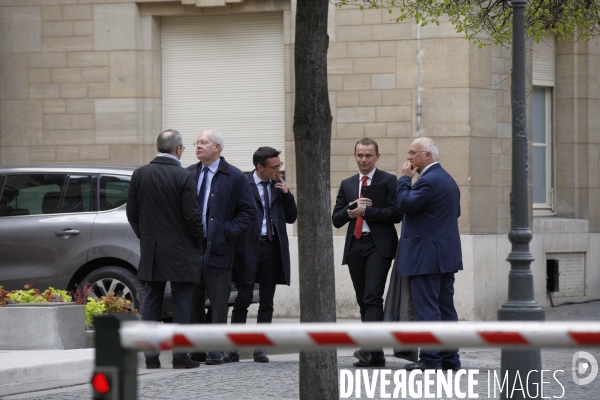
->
[532, 34, 555, 86]
[162, 13, 285, 172]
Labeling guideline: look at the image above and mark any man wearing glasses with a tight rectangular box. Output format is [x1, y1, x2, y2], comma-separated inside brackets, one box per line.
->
[332, 138, 402, 368]
[187, 129, 257, 365]
[127, 129, 203, 369]
[224, 147, 297, 363]
[396, 137, 462, 371]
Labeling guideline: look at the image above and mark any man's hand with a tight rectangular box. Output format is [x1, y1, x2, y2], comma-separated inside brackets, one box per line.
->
[274, 175, 288, 193]
[401, 161, 418, 178]
[347, 198, 372, 218]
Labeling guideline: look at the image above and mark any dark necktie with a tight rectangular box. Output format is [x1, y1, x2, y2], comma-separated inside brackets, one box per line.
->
[354, 175, 368, 239]
[261, 181, 273, 241]
[197, 167, 209, 224]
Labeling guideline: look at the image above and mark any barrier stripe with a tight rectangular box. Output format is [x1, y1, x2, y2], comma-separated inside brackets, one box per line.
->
[479, 332, 529, 345]
[228, 333, 273, 346]
[309, 332, 356, 345]
[173, 334, 193, 347]
[159, 340, 172, 351]
[119, 321, 600, 351]
[569, 332, 600, 345]
[392, 332, 440, 344]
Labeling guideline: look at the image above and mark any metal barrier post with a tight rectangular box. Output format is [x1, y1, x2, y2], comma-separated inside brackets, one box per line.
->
[93, 314, 138, 400]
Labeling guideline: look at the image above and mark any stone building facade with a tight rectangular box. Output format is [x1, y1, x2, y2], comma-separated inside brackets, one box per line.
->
[1, 0, 599, 320]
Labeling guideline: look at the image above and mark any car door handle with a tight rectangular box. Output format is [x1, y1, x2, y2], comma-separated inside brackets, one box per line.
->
[55, 229, 80, 236]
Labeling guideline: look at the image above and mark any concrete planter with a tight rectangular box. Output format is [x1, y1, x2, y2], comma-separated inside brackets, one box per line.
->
[86, 329, 95, 348]
[0, 302, 86, 350]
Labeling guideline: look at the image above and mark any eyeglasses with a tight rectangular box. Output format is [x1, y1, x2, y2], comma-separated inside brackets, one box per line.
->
[407, 151, 427, 157]
[178, 145, 185, 151]
[264, 162, 284, 171]
[193, 141, 213, 148]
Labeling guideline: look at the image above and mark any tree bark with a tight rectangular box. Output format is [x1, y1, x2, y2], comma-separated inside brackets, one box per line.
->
[293, 0, 338, 398]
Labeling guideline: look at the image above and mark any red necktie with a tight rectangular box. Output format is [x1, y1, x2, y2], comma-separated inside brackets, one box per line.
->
[354, 175, 368, 239]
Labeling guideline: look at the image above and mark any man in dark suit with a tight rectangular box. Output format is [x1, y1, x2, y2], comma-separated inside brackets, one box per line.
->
[126, 129, 203, 370]
[188, 129, 257, 365]
[223, 147, 297, 363]
[332, 138, 402, 368]
[396, 137, 463, 371]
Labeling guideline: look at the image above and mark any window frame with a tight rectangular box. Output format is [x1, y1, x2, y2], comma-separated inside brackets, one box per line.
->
[532, 85, 555, 215]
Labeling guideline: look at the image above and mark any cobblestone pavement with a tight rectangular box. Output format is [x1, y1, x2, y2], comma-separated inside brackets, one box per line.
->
[15, 350, 599, 399]
[6, 302, 600, 399]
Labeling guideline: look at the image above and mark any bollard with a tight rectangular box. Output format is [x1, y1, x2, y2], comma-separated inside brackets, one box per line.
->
[93, 314, 138, 400]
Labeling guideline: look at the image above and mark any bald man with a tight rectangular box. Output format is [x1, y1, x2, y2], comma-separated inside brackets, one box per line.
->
[396, 137, 463, 372]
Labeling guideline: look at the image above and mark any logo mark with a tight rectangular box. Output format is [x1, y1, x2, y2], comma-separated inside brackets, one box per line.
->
[572, 351, 598, 385]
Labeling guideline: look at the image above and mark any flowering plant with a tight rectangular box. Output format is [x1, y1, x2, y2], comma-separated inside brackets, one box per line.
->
[73, 283, 139, 329]
[0, 284, 71, 305]
[1, 283, 139, 329]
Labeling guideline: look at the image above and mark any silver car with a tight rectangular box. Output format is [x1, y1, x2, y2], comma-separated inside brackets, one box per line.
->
[0, 166, 255, 317]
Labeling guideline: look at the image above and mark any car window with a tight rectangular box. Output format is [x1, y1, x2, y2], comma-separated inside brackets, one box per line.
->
[99, 175, 131, 211]
[63, 175, 94, 213]
[0, 174, 67, 217]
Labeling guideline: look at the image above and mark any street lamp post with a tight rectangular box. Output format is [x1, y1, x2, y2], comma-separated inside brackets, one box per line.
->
[497, 0, 546, 398]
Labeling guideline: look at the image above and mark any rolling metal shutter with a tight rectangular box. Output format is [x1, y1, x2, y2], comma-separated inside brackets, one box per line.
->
[162, 13, 285, 172]
[532, 34, 555, 86]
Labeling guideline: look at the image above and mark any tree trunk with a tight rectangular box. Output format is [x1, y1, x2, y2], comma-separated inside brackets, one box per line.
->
[293, 0, 338, 398]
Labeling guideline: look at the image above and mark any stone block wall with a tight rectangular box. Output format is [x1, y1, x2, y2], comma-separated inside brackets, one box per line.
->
[0, 1, 161, 167]
[327, 8, 515, 235]
[1, 0, 598, 237]
[555, 38, 600, 231]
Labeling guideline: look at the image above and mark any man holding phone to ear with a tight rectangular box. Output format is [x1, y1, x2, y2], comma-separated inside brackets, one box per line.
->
[332, 138, 402, 368]
[225, 147, 297, 364]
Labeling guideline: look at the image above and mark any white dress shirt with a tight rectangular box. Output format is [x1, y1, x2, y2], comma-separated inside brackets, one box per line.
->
[197, 158, 220, 235]
[253, 172, 273, 236]
[357, 168, 377, 233]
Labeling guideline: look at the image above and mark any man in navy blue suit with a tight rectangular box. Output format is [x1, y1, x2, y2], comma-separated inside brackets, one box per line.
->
[396, 137, 463, 371]
[188, 129, 257, 365]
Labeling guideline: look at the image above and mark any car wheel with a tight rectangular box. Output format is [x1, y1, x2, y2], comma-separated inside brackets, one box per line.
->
[81, 266, 144, 311]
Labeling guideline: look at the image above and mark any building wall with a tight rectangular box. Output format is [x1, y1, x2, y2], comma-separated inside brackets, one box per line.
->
[555, 39, 600, 230]
[0, 2, 163, 166]
[1, 0, 599, 320]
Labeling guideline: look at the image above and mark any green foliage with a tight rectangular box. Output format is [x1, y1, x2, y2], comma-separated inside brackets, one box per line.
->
[4, 287, 72, 304]
[87, 292, 139, 329]
[85, 297, 106, 327]
[0, 284, 138, 329]
[336, 0, 600, 46]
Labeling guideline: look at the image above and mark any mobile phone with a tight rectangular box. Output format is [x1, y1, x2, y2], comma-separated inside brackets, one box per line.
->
[348, 202, 358, 210]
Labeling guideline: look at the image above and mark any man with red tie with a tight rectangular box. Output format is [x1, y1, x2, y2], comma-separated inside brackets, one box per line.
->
[332, 138, 402, 368]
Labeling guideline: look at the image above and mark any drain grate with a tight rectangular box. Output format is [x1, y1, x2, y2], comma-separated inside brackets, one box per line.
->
[546, 253, 585, 298]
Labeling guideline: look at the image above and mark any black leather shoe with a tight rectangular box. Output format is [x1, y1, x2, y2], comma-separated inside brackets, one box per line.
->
[205, 351, 224, 365]
[190, 352, 207, 363]
[253, 350, 269, 363]
[354, 350, 385, 367]
[371, 355, 386, 367]
[145, 358, 161, 369]
[224, 351, 240, 363]
[172, 356, 200, 369]
[353, 360, 369, 367]
[353, 350, 371, 365]
[405, 359, 439, 371]
[442, 362, 461, 371]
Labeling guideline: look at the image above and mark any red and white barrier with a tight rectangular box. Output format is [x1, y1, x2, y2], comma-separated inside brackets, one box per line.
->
[119, 321, 600, 351]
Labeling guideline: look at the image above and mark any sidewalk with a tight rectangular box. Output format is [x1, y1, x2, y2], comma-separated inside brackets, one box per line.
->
[1, 303, 599, 399]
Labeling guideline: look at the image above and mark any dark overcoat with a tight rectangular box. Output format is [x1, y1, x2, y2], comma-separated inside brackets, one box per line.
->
[395, 163, 463, 276]
[126, 157, 204, 282]
[233, 173, 298, 285]
[332, 168, 403, 265]
[187, 157, 257, 269]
